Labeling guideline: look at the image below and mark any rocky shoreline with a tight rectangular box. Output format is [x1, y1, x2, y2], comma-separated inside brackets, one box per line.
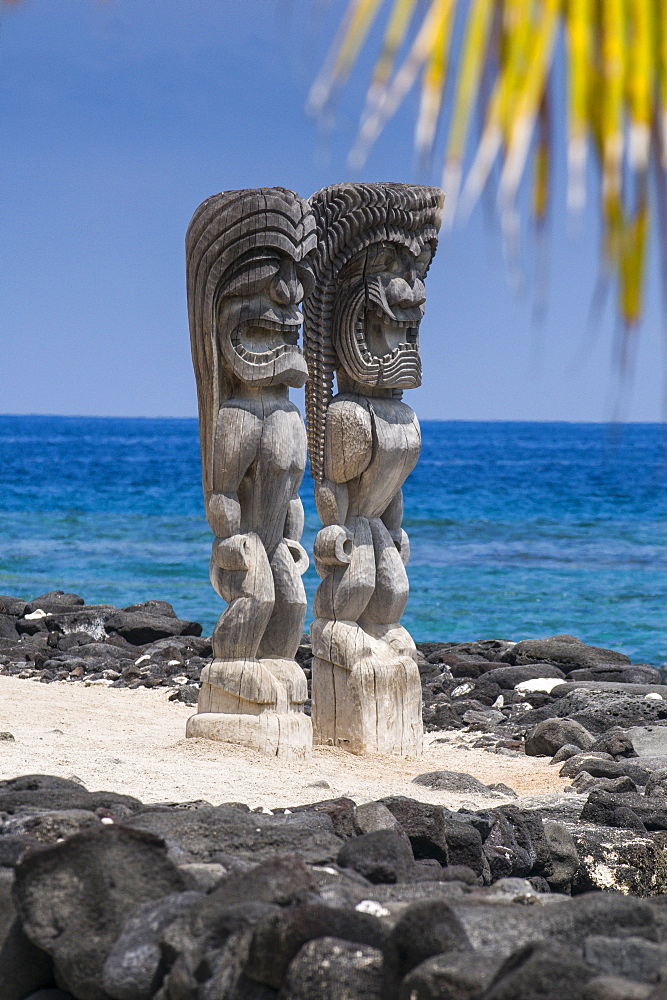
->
[2, 591, 667, 998]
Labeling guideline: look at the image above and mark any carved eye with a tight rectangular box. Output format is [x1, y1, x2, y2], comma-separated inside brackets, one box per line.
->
[379, 243, 401, 267]
[415, 246, 433, 277]
[297, 259, 315, 298]
[366, 242, 400, 272]
[222, 254, 281, 297]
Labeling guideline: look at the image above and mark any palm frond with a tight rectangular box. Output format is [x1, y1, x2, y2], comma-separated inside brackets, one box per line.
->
[415, 0, 455, 164]
[313, 0, 667, 328]
[364, 0, 418, 117]
[565, 0, 591, 211]
[308, 0, 384, 115]
[348, 0, 453, 168]
[441, 0, 495, 224]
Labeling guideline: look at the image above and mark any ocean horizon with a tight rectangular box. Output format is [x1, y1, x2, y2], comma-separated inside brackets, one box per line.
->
[1, 414, 665, 666]
[7, 414, 666, 424]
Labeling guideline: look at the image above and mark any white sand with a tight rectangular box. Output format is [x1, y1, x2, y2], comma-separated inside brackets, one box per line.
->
[0, 676, 566, 810]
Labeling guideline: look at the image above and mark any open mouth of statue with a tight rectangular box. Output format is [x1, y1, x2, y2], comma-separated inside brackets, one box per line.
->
[356, 305, 420, 363]
[232, 317, 302, 361]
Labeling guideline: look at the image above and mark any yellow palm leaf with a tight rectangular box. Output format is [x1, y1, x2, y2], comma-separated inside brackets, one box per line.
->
[500, 0, 534, 141]
[365, 0, 418, 113]
[533, 94, 550, 223]
[458, 0, 537, 219]
[441, 0, 495, 224]
[627, 0, 653, 172]
[457, 70, 506, 220]
[657, 0, 667, 168]
[498, 0, 560, 222]
[308, 0, 384, 115]
[415, 0, 456, 162]
[349, 0, 452, 169]
[311, 0, 665, 326]
[619, 186, 649, 326]
[565, 0, 592, 211]
[600, 0, 625, 202]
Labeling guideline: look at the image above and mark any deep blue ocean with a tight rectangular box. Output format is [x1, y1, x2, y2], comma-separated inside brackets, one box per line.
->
[1, 416, 665, 666]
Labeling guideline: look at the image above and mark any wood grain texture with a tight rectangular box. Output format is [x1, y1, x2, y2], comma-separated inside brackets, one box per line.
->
[303, 182, 445, 756]
[185, 187, 316, 756]
[185, 711, 312, 759]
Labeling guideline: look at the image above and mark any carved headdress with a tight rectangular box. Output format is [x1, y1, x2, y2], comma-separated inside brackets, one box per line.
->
[186, 187, 315, 497]
[303, 182, 444, 483]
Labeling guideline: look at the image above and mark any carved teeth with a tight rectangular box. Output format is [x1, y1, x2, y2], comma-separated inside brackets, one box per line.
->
[244, 321, 299, 332]
[232, 341, 301, 365]
[368, 305, 419, 329]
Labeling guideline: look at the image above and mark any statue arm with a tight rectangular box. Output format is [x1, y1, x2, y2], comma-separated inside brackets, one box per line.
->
[381, 489, 403, 540]
[315, 397, 371, 526]
[206, 403, 261, 542]
[312, 399, 372, 570]
[284, 497, 304, 542]
[206, 491, 242, 539]
[323, 399, 373, 486]
[381, 489, 410, 566]
[314, 477, 348, 527]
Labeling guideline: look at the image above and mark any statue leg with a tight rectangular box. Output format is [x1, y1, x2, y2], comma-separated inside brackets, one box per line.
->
[313, 515, 375, 621]
[257, 539, 309, 708]
[209, 533, 274, 661]
[311, 618, 422, 756]
[362, 517, 410, 624]
[361, 517, 417, 656]
[311, 516, 421, 755]
[187, 532, 311, 756]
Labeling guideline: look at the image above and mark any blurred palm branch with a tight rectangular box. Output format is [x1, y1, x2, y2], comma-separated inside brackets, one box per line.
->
[309, 0, 667, 328]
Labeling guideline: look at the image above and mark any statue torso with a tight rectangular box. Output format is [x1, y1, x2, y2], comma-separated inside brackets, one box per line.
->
[342, 395, 421, 520]
[213, 395, 306, 552]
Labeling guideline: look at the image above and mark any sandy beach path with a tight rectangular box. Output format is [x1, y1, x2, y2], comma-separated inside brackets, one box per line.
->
[0, 676, 567, 809]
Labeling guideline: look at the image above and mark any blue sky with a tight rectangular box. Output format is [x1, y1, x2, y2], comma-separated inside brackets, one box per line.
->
[1, 0, 664, 421]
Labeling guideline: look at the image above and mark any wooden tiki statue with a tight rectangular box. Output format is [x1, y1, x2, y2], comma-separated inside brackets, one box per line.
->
[185, 187, 315, 756]
[304, 182, 444, 755]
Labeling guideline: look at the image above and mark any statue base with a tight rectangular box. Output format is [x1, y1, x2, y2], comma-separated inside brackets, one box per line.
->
[198, 657, 308, 714]
[187, 656, 312, 757]
[186, 711, 312, 758]
[311, 619, 423, 756]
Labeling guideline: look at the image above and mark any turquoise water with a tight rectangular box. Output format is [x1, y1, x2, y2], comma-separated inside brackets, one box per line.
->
[1, 416, 665, 665]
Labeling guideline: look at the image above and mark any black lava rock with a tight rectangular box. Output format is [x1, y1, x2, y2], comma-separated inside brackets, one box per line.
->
[338, 829, 415, 884]
[590, 728, 639, 758]
[552, 690, 667, 734]
[503, 636, 630, 673]
[245, 903, 386, 990]
[413, 770, 500, 796]
[281, 937, 384, 1000]
[398, 949, 501, 1000]
[581, 789, 667, 831]
[120, 600, 178, 618]
[25, 591, 85, 614]
[483, 941, 598, 999]
[570, 665, 663, 685]
[13, 825, 190, 1000]
[105, 610, 202, 644]
[526, 718, 595, 756]
[383, 900, 471, 992]
[480, 664, 566, 688]
[125, 804, 343, 864]
[379, 797, 449, 865]
[101, 891, 203, 1000]
[0, 595, 28, 617]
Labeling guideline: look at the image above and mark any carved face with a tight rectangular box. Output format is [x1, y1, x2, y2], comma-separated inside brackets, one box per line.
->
[332, 240, 433, 389]
[217, 247, 314, 388]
